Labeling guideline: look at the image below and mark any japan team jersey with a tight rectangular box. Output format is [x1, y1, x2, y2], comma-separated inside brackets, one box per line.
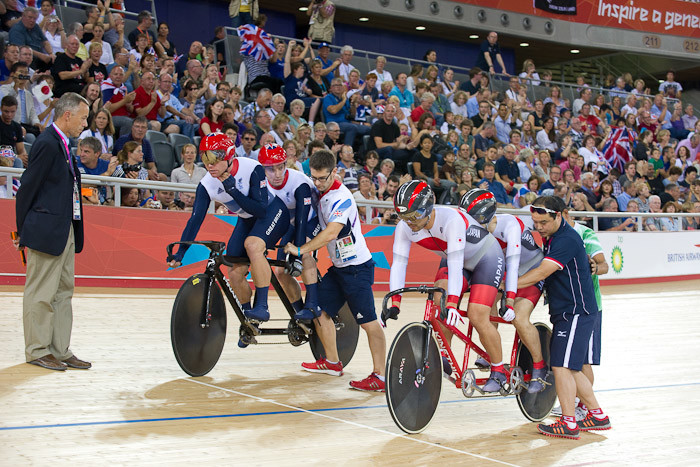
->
[390, 206, 498, 299]
[316, 179, 372, 268]
[199, 157, 273, 218]
[542, 220, 597, 316]
[573, 222, 603, 311]
[490, 214, 544, 298]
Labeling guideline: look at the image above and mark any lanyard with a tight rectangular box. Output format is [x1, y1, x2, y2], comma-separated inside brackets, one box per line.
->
[54, 124, 76, 180]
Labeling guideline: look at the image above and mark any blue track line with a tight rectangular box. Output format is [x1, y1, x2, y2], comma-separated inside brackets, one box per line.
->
[1, 380, 699, 432]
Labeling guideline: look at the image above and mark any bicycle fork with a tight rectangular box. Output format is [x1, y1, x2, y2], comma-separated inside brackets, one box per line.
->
[415, 321, 434, 388]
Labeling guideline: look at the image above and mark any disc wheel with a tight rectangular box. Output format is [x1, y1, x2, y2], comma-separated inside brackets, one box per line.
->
[515, 322, 557, 422]
[309, 303, 359, 366]
[385, 322, 442, 434]
[171, 274, 227, 377]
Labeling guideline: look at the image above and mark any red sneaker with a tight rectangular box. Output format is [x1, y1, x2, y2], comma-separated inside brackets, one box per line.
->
[349, 373, 385, 392]
[301, 358, 343, 376]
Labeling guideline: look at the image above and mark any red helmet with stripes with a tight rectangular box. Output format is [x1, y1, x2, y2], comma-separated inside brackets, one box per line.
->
[460, 188, 497, 224]
[258, 143, 287, 166]
[199, 132, 235, 164]
[393, 180, 434, 222]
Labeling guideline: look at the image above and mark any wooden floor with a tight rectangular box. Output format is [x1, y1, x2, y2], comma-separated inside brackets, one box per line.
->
[1, 280, 699, 466]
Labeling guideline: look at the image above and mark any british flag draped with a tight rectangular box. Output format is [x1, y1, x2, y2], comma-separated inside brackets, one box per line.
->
[237, 25, 276, 61]
[601, 127, 633, 173]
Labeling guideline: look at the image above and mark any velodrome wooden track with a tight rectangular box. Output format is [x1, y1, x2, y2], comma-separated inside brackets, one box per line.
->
[1, 280, 699, 466]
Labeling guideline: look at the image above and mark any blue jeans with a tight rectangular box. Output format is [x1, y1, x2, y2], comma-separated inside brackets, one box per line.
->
[338, 121, 371, 147]
[231, 11, 253, 28]
[164, 118, 198, 140]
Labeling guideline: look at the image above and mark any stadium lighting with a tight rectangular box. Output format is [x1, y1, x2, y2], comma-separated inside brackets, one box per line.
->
[416, 25, 426, 31]
[520, 42, 529, 47]
[299, 6, 308, 11]
[570, 49, 580, 54]
[469, 34, 479, 39]
[359, 17, 369, 22]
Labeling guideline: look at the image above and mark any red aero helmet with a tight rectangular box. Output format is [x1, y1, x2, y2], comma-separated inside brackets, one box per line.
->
[200, 132, 235, 163]
[258, 143, 287, 166]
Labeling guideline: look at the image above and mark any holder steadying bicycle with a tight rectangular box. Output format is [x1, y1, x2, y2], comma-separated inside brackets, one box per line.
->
[383, 286, 557, 434]
[166, 241, 360, 377]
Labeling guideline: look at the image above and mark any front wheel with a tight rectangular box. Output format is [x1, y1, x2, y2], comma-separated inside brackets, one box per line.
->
[171, 274, 227, 377]
[515, 322, 557, 422]
[309, 303, 359, 367]
[385, 322, 442, 434]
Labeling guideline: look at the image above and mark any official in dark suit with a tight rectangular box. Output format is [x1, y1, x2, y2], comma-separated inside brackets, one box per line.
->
[13, 92, 92, 371]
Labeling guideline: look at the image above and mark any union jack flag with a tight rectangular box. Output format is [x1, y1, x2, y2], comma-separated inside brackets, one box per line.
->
[237, 24, 275, 61]
[0, 146, 15, 160]
[601, 127, 633, 173]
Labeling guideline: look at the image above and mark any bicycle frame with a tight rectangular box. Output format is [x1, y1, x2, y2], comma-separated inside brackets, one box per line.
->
[167, 241, 311, 337]
[384, 286, 531, 390]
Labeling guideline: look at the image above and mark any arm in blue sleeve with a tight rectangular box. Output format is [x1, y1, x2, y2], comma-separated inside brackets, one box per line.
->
[221, 165, 267, 218]
[293, 183, 312, 247]
[173, 183, 211, 261]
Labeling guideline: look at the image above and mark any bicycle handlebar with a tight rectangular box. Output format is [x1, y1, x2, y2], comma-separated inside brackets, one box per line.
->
[166, 240, 290, 269]
[166, 241, 226, 260]
[382, 286, 446, 319]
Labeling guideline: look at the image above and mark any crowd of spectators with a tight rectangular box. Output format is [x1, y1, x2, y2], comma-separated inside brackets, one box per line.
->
[0, 2, 698, 230]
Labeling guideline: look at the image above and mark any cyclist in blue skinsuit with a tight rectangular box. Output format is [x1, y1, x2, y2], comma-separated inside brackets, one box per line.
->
[258, 143, 322, 322]
[167, 133, 290, 322]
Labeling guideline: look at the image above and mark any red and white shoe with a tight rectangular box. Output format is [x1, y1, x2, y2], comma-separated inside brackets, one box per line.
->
[349, 373, 385, 392]
[301, 358, 343, 376]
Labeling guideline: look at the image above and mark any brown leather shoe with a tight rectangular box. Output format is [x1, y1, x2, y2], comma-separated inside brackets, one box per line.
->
[62, 355, 91, 369]
[29, 355, 67, 371]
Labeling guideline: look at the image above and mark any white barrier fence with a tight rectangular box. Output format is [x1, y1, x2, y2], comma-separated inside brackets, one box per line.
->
[2, 167, 697, 231]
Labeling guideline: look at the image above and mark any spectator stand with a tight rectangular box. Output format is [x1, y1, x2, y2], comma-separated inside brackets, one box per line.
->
[56, 0, 158, 42]
[489, 72, 680, 115]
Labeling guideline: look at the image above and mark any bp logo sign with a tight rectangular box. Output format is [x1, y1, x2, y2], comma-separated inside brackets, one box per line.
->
[611, 246, 624, 273]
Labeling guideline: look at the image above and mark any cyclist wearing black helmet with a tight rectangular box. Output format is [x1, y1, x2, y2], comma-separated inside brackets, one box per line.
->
[460, 188, 548, 393]
[386, 180, 508, 392]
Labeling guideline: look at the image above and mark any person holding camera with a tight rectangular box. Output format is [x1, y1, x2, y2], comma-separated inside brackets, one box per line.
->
[0, 61, 43, 136]
[111, 140, 148, 181]
[42, 15, 67, 54]
[307, 0, 335, 43]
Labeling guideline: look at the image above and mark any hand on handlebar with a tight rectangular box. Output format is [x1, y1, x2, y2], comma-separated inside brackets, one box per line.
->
[380, 306, 400, 328]
[284, 254, 303, 277]
[444, 307, 464, 327]
[501, 305, 516, 322]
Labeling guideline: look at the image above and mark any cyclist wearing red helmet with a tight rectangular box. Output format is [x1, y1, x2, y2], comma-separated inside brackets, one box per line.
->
[259, 143, 322, 321]
[460, 188, 548, 394]
[386, 180, 508, 392]
[167, 133, 290, 323]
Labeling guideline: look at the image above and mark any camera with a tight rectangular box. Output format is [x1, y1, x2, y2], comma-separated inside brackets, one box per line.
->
[122, 163, 142, 173]
[173, 199, 185, 209]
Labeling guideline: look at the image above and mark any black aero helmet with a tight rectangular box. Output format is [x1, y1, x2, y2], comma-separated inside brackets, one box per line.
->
[393, 180, 434, 222]
[460, 188, 497, 224]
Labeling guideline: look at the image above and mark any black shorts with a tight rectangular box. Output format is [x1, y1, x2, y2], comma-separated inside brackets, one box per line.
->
[226, 196, 290, 258]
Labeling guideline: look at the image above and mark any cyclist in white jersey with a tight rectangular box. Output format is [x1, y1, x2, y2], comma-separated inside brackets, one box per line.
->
[258, 143, 322, 322]
[461, 188, 548, 393]
[283, 150, 387, 392]
[167, 134, 290, 323]
[386, 180, 509, 392]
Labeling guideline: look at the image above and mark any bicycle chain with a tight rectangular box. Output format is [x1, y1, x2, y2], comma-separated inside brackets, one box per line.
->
[242, 319, 310, 345]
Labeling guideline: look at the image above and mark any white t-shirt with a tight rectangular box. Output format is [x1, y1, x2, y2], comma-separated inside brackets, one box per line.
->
[369, 69, 392, 91]
[315, 179, 372, 268]
[85, 40, 114, 66]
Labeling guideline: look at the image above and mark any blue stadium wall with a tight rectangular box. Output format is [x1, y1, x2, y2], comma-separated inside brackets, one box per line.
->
[128, 0, 514, 71]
